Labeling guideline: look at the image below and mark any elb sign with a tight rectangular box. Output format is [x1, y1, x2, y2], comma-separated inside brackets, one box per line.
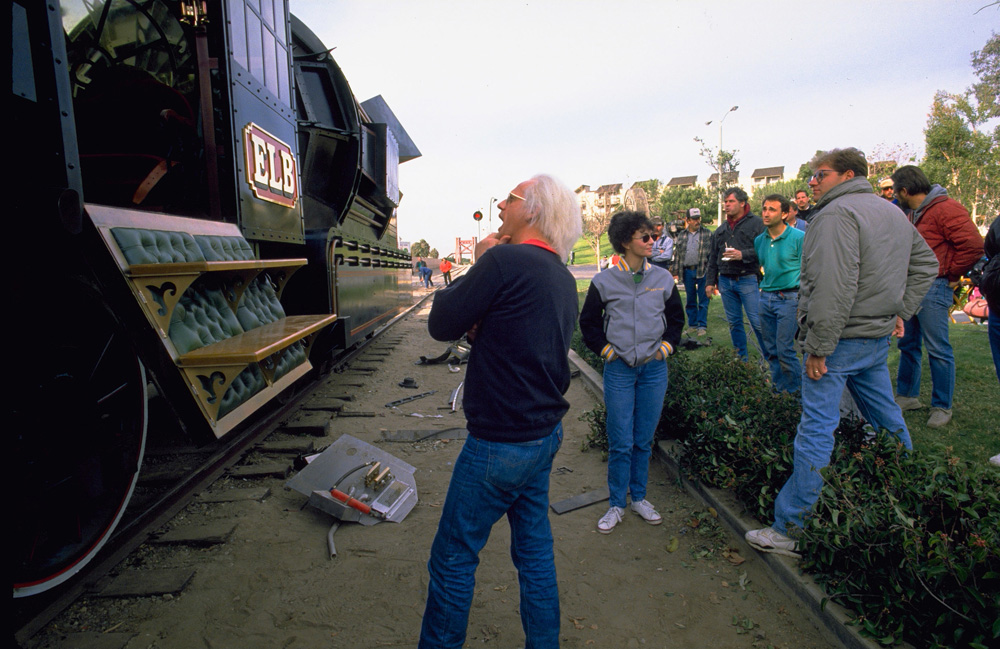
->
[242, 123, 297, 208]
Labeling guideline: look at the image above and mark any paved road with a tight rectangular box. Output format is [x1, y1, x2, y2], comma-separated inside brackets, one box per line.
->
[569, 263, 598, 280]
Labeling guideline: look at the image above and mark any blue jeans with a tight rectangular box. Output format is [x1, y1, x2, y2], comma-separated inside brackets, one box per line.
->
[718, 274, 765, 360]
[683, 268, 708, 329]
[419, 424, 563, 649]
[990, 308, 1000, 385]
[759, 290, 801, 393]
[773, 337, 912, 534]
[603, 358, 669, 508]
[897, 277, 954, 409]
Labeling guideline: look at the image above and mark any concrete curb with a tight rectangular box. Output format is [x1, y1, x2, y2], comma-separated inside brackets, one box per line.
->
[566, 351, 910, 649]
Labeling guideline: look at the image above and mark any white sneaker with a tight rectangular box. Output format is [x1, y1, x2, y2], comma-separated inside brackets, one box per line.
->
[989, 453, 1000, 467]
[597, 506, 624, 534]
[894, 395, 923, 411]
[630, 499, 662, 525]
[745, 527, 800, 558]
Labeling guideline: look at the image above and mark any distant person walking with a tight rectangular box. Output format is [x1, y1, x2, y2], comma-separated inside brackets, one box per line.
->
[417, 259, 434, 288]
[439, 258, 453, 285]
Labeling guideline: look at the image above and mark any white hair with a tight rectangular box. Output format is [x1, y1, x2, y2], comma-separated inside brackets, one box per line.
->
[523, 174, 582, 261]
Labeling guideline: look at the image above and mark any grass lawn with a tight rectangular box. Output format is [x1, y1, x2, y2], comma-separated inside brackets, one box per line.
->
[570, 236, 614, 266]
[888, 321, 998, 463]
[574, 277, 999, 465]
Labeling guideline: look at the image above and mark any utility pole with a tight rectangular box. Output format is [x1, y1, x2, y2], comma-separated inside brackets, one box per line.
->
[706, 105, 739, 226]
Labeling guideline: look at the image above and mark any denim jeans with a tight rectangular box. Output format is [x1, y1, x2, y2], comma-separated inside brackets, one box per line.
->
[419, 424, 563, 649]
[990, 309, 1000, 385]
[896, 277, 955, 409]
[603, 358, 669, 508]
[683, 268, 708, 329]
[773, 337, 912, 534]
[759, 290, 801, 393]
[718, 274, 765, 360]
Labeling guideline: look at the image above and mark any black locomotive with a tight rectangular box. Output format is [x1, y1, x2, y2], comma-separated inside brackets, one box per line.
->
[12, 0, 419, 597]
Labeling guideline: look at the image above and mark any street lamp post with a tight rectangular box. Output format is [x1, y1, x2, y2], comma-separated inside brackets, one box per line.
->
[489, 197, 498, 232]
[705, 105, 739, 226]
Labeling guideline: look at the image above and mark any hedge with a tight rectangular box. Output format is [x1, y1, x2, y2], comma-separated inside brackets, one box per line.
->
[573, 341, 999, 648]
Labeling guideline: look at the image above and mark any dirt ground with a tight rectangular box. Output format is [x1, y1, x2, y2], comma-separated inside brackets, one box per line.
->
[31, 296, 840, 649]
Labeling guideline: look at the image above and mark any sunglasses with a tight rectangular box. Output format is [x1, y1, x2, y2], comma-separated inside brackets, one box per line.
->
[810, 169, 839, 182]
[632, 233, 652, 243]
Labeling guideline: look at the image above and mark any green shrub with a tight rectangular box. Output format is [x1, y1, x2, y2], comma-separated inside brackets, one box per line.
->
[802, 433, 1000, 648]
[575, 341, 999, 647]
[663, 348, 801, 521]
[579, 403, 608, 459]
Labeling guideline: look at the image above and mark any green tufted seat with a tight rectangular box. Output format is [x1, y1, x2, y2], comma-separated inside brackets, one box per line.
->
[91, 207, 335, 437]
[168, 282, 268, 418]
[112, 227, 206, 264]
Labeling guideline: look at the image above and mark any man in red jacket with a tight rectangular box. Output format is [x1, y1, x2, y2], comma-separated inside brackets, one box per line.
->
[891, 165, 984, 428]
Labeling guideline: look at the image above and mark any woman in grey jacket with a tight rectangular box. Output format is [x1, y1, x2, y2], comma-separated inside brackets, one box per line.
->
[580, 211, 684, 533]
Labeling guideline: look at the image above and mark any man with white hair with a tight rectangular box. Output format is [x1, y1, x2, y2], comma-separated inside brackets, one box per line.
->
[419, 174, 582, 649]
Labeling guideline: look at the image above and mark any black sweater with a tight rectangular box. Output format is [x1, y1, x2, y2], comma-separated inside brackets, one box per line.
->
[428, 244, 578, 443]
[706, 212, 765, 285]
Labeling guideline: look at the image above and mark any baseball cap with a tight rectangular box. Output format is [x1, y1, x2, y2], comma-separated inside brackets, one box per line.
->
[686, 208, 701, 219]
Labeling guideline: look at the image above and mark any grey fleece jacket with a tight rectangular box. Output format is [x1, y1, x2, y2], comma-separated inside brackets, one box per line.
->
[579, 258, 684, 367]
[797, 177, 937, 357]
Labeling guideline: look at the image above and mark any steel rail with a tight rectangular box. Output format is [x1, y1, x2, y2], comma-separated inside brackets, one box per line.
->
[14, 286, 438, 645]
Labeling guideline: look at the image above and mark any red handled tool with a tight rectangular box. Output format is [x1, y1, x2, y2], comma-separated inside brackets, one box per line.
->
[329, 488, 383, 518]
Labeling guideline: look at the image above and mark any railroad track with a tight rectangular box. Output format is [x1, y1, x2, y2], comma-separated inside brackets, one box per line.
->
[14, 288, 437, 646]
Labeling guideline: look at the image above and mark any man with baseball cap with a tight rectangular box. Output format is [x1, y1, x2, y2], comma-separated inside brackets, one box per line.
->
[878, 178, 895, 202]
[670, 208, 712, 336]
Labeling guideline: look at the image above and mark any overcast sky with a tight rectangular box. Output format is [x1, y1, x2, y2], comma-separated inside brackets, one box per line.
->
[291, 0, 997, 256]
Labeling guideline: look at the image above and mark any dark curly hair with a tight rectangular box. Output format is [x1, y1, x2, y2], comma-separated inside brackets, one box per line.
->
[608, 211, 653, 254]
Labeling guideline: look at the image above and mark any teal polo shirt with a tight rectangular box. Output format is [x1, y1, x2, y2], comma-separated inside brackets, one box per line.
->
[754, 225, 804, 292]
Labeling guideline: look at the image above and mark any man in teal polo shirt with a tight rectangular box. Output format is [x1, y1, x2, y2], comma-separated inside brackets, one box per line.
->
[755, 194, 805, 393]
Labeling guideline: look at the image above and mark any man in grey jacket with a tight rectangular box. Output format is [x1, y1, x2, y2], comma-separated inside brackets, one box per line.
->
[745, 148, 938, 557]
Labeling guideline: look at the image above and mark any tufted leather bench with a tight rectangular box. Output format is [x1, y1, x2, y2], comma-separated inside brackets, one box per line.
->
[90, 205, 336, 436]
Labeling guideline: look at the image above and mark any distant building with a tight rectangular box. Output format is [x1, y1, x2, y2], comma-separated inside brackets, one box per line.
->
[707, 171, 740, 191]
[751, 166, 785, 188]
[576, 183, 624, 224]
[666, 175, 698, 189]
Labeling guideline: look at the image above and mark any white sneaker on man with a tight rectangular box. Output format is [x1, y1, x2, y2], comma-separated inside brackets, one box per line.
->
[630, 499, 662, 525]
[894, 395, 923, 411]
[597, 506, 624, 533]
[745, 527, 801, 558]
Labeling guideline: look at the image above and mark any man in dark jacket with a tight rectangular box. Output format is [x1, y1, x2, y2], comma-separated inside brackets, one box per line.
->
[706, 187, 766, 360]
[419, 174, 582, 649]
[745, 148, 937, 558]
[794, 189, 815, 223]
[891, 165, 984, 428]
